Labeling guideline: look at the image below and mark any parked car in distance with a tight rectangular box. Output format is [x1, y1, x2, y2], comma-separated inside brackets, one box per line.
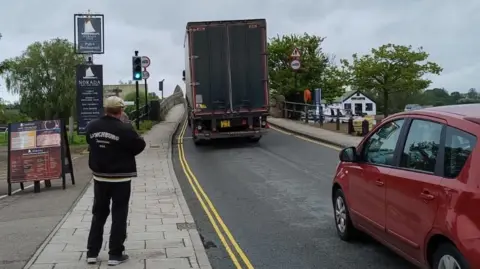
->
[405, 104, 423, 111]
[332, 104, 480, 269]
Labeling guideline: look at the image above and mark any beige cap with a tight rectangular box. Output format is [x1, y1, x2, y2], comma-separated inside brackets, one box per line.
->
[104, 96, 125, 108]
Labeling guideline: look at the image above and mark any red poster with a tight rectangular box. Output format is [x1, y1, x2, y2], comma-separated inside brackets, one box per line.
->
[8, 120, 63, 183]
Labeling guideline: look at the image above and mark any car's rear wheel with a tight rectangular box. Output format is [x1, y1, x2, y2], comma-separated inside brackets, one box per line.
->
[432, 243, 468, 269]
[333, 188, 357, 241]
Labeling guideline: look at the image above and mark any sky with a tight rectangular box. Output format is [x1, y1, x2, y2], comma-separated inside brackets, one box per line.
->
[0, 0, 479, 103]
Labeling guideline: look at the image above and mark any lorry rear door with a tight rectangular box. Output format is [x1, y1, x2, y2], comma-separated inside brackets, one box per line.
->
[189, 23, 230, 113]
[228, 20, 268, 112]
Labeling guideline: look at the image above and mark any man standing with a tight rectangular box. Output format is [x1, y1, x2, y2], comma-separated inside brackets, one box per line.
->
[85, 96, 146, 266]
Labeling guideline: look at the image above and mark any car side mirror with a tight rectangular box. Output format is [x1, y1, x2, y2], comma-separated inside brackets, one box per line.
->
[339, 147, 357, 162]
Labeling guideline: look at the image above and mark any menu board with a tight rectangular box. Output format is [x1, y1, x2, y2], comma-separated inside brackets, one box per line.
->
[76, 64, 104, 135]
[8, 120, 63, 183]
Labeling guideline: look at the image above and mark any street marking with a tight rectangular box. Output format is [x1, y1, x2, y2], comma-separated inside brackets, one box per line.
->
[0, 155, 83, 200]
[269, 126, 342, 151]
[177, 120, 254, 269]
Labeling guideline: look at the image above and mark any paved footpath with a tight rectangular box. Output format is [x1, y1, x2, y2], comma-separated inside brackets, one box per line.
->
[25, 104, 212, 269]
[268, 117, 362, 147]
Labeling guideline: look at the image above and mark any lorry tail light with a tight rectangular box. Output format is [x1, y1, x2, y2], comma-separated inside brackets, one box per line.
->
[212, 127, 217, 132]
[197, 125, 202, 130]
[261, 121, 266, 126]
[249, 125, 253, 129]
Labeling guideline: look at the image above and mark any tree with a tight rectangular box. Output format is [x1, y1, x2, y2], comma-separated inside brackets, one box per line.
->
[450, 91, 462, 103]
[341, 44, 442, 116]
[267, 33, 346, 102]
[0, 38, 84, 120]
[467, 88, 478, 100]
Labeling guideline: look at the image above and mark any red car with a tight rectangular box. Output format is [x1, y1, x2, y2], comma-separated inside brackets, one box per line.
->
[332, 104, 480, 269]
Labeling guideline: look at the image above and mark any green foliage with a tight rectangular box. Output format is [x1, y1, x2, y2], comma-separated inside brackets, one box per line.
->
[69, 133, 87, 145]
[132, 120, 156, 134]
[123, 91, 159, 116]
[341, 44, 442, 116]
[0, 38, 84, 120]
[268, 33, 346, 102]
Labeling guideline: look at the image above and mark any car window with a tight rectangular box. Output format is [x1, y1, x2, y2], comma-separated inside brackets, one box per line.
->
[444, 127, 477, 178]
[400, 119, 442, 173]
[363, 119, 404, 165]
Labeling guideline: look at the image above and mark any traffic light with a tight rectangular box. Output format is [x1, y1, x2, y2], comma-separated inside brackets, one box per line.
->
[132, 56, 142, 80]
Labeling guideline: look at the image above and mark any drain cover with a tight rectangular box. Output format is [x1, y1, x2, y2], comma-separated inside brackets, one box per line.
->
[176, 222, 196, 230]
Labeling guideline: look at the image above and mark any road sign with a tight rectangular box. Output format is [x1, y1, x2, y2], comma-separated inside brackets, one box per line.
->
[142, 70, 150, 79]
[141, 56, 151, 68]
[291, 48, 301, 58]
[290, 59, 301, 70]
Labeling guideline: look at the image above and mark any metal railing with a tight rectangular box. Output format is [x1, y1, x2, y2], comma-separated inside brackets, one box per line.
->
[127, 91, 185, 123]
[128, 105, 150, 122]
[279, 100, 376, 136]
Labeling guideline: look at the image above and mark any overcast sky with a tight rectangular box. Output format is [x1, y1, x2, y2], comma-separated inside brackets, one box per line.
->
[0, 0, 478, 102]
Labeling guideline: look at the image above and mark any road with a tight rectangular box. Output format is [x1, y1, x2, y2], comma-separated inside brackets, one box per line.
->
[0, 154, 92, 269]
[173, 121, 413, 269]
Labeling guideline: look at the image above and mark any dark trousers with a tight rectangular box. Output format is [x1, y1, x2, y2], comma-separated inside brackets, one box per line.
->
[87, 180, 131, 257]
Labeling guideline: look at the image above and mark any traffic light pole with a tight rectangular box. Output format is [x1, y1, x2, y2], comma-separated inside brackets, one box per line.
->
[144, 78, 148, 118]
[134, 50, 140, 130]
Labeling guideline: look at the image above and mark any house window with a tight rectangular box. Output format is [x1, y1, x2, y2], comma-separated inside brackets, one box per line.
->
[366, 103, 373, 111]
[344, 103, 352, 110]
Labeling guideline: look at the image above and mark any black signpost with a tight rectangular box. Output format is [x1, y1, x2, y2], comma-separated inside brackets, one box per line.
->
[76, 64, 104, 135]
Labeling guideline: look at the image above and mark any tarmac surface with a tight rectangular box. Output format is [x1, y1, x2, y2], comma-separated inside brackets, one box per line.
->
[0, 154, 91, 269]
[173, 123, 413, 269]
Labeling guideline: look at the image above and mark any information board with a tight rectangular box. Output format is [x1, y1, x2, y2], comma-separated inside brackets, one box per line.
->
[8, 120, 62, 183]
[76, 64, 104, 134]
[7, 120, 75, 195]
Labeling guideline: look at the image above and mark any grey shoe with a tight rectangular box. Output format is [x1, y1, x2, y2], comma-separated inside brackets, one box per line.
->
[107, 254, 129, 266]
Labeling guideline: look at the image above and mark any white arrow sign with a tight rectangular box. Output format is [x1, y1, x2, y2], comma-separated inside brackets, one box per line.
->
[142, 70, 150, 79]
[290, 59, 301, 70]
[141, 56, 151, 68]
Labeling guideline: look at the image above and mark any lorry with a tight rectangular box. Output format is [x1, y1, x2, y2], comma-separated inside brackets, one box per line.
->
[182, 19, 269, 145]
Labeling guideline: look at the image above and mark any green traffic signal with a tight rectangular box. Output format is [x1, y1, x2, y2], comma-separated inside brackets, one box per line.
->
[132, 56, 143, 80]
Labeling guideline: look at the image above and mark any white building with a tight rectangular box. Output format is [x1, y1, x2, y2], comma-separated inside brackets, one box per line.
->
[324, 90, 377, 116]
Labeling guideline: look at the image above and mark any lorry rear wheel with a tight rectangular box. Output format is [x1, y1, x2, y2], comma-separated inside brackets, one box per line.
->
[193, 135, 202, 146]
[248, 136, 261, 143]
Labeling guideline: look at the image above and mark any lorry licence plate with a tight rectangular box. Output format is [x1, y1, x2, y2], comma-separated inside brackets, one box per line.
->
[220, 120, 231, 128]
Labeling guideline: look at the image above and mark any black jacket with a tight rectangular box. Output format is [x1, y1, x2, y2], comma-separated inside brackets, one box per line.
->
[86, 115, 146, 179]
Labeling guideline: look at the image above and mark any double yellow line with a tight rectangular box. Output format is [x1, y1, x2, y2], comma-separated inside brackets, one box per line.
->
[176, 119, 254, 269]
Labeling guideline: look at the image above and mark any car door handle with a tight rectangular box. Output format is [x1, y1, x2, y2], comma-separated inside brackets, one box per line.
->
[375, 180, 384, 186]
[420, 190, 435, 200]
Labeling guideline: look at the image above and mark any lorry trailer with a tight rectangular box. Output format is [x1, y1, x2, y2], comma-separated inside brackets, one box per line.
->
[182, 19, 269, 145]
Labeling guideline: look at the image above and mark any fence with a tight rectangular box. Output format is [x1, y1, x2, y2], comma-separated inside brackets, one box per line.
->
[128, 91, 184, 123]
[278, 100, 377, 137]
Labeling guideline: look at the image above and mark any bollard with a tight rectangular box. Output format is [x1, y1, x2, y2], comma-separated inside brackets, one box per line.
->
[348, 117, 354, 134]
[336, 116, 340, 130]
[362, 119, 369, 136]
[304, 105, 308, 123]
